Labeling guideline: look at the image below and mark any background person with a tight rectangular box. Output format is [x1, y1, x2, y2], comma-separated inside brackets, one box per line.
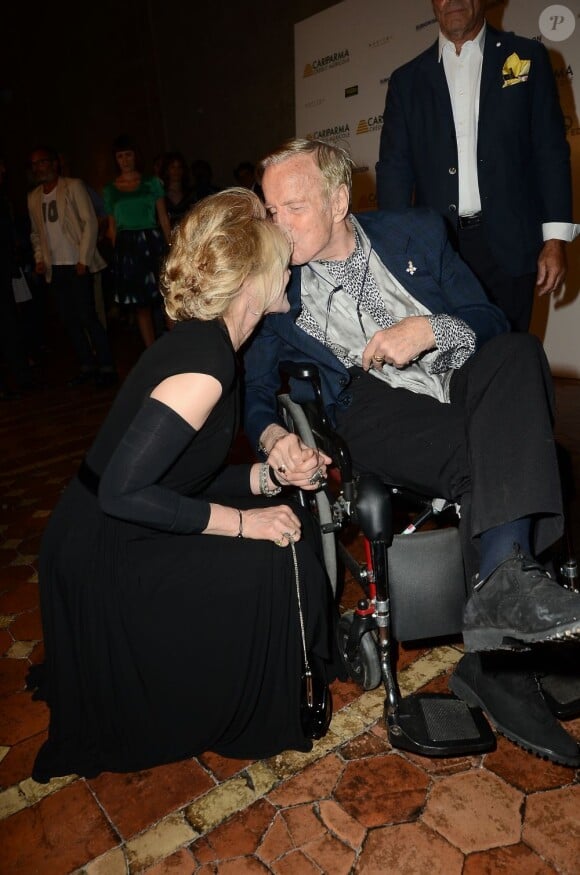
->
[376, 0, 578, 331]
[27, 145, 117, 388]
[104, 135, 172, 349]
[161, 151, 197, 228]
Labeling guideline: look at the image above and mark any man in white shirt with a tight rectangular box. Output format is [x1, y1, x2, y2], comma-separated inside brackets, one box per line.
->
[376, 0, 577, 331]
[27, 146, 117, 387]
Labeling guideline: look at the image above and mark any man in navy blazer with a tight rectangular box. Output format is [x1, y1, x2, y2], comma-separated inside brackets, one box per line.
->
[376, 0, 576, 331]
[244, 137, 580, 766]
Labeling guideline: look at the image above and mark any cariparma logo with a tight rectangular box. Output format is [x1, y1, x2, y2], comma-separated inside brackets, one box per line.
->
[356, 116, 383, 134]
[307, 124, 351, 143]
[304, 49, 350, 77]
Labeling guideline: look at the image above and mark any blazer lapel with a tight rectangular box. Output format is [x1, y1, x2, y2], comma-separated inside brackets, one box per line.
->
[421, 42, 455, 128]
[479, 25, 507, 122]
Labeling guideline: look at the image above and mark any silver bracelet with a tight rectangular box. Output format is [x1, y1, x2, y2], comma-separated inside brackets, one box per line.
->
[258, 433, 283, 458]
[259, 461, 281, 497]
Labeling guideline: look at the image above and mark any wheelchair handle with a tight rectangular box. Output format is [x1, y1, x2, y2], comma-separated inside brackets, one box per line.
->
[279, 360, 331, 433]
[279, 360, 354, 483]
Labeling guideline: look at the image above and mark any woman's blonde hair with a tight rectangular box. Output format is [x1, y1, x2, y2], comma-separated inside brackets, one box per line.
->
[161, 188, 291, 322]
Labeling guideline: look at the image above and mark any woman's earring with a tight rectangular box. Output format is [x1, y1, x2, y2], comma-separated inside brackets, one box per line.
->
[247, 298, 262, 317]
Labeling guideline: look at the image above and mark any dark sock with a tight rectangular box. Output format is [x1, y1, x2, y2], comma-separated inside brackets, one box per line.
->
[479, 518, 532, 580]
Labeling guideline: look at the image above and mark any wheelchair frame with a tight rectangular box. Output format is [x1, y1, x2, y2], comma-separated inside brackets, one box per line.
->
[278, 361, 496, 757]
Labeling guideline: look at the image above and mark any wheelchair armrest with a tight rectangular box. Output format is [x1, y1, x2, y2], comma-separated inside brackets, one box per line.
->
[279, 360, 321, 383]
[279, 360, 329, 429]
[355, 473, 394, 545]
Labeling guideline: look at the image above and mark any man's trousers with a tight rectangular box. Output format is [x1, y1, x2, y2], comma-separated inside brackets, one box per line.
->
[334, 333, 563, 576]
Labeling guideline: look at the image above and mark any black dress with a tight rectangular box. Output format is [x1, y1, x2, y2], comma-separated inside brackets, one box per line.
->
[33, 319, 332, 781]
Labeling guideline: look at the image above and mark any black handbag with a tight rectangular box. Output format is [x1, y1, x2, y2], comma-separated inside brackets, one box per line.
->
[300, 666, 332, 739]
[289, 539, 332, 740]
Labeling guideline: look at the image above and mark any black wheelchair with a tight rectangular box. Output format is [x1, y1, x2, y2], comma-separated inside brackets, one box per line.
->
[277, 360, 580, 757]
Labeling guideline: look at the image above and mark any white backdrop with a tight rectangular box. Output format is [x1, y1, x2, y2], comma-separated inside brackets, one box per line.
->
[295, 0, 580, 376]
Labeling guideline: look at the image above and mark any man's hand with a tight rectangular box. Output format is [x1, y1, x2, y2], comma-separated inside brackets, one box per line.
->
[536, 239, 566, 296]
[76, 262, 88, 276]
[35, 261, 46, 275]
[259, 426, 332, 490]
[362, 316, 435, 371]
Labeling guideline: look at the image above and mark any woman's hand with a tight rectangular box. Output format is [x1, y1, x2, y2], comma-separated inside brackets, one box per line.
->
[266, 432, 332, 491]
[240, 504, 302, 546]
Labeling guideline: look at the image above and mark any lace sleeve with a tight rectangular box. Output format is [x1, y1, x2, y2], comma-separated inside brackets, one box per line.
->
[427, 314, 476, 373]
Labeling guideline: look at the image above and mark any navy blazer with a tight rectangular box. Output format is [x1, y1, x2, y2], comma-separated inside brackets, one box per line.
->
[243, 208, 508, 448]
[376, 24, 572, 277]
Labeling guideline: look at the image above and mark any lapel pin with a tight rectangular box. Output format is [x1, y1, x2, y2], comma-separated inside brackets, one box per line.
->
[406, 260, 417, 275]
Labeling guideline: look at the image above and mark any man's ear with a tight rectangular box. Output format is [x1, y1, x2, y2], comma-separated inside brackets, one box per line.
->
[331, 184, 350, 223]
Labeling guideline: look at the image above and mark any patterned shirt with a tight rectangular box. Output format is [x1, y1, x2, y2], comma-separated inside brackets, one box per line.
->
[296, 224, 476, 375]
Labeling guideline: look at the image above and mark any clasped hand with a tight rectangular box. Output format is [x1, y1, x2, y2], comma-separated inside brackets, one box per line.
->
[268, 433, 332, 491]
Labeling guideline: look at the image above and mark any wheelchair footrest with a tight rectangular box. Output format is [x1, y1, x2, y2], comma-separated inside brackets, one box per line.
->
[539, 672, 580, 720]
[385, 693, 496, 757]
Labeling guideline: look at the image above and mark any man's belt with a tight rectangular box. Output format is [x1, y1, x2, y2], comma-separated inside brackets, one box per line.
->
[457, 212, 482, 230]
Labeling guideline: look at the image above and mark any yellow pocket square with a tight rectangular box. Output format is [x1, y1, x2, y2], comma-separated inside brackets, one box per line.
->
[502, 52, 531, 88]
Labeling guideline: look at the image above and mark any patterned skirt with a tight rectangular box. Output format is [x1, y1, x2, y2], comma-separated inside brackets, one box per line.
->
[113, 228, 166, 307]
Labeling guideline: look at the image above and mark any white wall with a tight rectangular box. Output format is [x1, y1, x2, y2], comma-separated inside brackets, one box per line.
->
[295, 0, 580, 376]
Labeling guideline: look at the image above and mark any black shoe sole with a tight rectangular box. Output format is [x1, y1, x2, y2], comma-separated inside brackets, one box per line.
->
[449, 672, 580, 767]
[463, 619, 580, 652]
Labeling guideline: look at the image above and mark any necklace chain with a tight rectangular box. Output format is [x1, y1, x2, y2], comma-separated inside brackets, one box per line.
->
[308, 234, 373, 345]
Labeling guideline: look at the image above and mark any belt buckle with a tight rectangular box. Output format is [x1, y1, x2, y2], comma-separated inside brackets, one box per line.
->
[458, 213, 482, 230]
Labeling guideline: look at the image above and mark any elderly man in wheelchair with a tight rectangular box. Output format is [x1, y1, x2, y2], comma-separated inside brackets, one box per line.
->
[243, 137, 580, 766]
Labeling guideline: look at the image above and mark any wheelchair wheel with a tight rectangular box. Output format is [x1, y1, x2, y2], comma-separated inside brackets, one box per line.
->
[338, 610, 381, 691]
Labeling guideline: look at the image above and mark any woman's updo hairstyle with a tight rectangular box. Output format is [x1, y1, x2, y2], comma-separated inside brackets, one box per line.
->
[162, 187, 291, 323]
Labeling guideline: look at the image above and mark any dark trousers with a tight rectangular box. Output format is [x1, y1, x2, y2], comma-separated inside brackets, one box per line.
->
[51, 266, 113, 372]
[457, 225, 536, 332]
[0, 269, 30, 387]
[335, 334, 563, 576]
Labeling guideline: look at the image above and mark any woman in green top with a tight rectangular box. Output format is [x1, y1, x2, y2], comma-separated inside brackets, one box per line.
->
[104, 136, 172, 348]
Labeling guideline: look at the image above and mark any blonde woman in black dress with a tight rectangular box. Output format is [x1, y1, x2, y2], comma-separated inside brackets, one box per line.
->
[33, 188, 332, 781]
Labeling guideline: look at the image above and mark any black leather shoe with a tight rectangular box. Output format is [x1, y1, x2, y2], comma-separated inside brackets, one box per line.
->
[0, 387, 22, 401]
[67, 370, 96, 387]
[463, 551, 580, 651]
[95, 370, 119, 389]
[449, 653, 580, 767]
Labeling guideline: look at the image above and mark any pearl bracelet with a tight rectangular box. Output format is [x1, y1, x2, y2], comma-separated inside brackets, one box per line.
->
[259, 461, 282, 497]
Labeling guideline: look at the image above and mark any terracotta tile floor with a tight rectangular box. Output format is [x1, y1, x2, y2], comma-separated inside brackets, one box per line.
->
[1, 319, 580, 875]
